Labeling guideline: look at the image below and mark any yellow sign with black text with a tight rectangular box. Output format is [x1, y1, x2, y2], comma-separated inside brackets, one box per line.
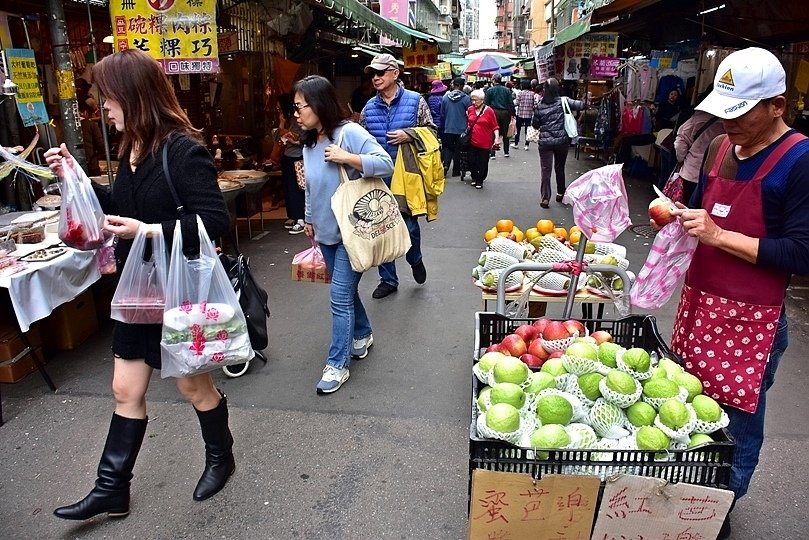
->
[403, 42, 438, 68]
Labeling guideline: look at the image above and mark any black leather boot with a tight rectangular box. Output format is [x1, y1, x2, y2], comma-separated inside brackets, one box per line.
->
[193, 392, 235, 501]
[54, 414, 148, 520]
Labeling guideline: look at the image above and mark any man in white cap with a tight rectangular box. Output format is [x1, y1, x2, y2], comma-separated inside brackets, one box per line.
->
[359, 53, 437, 299]
[668, 47, 809, 539]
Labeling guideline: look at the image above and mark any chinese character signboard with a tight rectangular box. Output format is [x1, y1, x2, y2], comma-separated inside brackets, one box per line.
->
[429, 62, 452, 81]
[109, 0, 219, 75]
[379, 0, 409, 46]
[5, 48, 50, 127]
[591, 55, 621, 78]
[563, 32, 619, 80]
[403, 42, 438, 68]
[468, 470, 600, 540]
[590, 475, 733, 540]
[650, 50, 679, 70]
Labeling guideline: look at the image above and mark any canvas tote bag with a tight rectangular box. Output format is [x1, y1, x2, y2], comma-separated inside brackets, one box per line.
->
[561, 97, 579, 139]
[330, 138, 411, 272]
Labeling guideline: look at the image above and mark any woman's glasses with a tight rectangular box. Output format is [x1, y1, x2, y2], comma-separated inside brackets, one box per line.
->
[293, 103, 310, 111]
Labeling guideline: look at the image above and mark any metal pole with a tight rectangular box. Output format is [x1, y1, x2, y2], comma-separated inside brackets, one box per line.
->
[45, 0, 86, 168]
[84, 0, 114, 186]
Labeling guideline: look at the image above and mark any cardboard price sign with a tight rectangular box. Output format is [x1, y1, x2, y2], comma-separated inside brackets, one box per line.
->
[468, 470, 600, 540]
[591, 475, 734, 540]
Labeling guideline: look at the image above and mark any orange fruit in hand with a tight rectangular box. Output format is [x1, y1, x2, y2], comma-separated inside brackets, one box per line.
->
[525, 227, 541, 241]
[536, 219, 555, 234]
[484, 227, 498, 242]
[553, 227, 568, 240]
[569, 230, 582, 245]
[496, 219, 514, 233]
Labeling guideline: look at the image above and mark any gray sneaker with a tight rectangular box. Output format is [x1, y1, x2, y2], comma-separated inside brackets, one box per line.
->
[351, 334, 374, 359]
[316, 365, 349, 394]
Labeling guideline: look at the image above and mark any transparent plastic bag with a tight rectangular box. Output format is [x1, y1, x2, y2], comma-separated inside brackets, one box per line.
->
[110, 225, 166, 324]
[630, 219, 698, 309]
[57, 157, 110, 250]
[291, 240, 331, 283]
[160, 217, 255, 378]
[96, 236, 117, 275]
[562, 164, 631, 242]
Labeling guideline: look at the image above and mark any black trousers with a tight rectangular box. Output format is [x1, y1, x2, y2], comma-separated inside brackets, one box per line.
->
[281, 155, 305, 220]
[468, 146, 491, 184]
[442, 132, 461, 174]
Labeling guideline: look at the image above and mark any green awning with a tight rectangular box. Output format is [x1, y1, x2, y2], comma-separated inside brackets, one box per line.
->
[322, 0, 450, 52]
[554, 14, 592, 46]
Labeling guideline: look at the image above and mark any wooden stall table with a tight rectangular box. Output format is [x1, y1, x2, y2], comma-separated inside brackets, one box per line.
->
[480, 284, 612, 319]
[219, 170, 270, 240]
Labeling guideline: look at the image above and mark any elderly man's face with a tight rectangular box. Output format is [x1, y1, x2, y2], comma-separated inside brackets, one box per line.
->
[723, 98, 784, 149]
[371, 67, 399, 92]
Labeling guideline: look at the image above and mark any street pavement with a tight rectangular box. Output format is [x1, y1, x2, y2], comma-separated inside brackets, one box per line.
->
[1, 146, 806, 539]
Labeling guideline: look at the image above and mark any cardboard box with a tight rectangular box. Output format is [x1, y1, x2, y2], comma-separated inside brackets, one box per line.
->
[0, 324, 42, 362]
[41, 289, 99, 350]
[0, 346, 44, 383]
[291, 262, 331, 284]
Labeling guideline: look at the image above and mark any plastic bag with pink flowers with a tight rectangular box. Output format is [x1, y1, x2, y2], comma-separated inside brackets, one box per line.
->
[630, 219, 698, 310]
[562, 164, 631, 243]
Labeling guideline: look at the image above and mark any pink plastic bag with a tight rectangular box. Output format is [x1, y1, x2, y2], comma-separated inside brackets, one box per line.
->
[630, 219, 698, 309]
[291, 241, 331, 283]
[562, 164, 631, 242]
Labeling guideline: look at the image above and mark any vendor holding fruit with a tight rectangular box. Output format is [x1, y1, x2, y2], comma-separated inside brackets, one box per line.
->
[667, 47, 809, 539]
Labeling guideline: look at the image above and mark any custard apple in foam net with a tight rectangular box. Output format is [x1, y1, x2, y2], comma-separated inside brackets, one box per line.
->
[565, 423, 599, 449]
[587, 398, 630, 439]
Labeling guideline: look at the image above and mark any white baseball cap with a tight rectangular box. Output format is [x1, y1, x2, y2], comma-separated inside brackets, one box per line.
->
[696, 47, 786, 119]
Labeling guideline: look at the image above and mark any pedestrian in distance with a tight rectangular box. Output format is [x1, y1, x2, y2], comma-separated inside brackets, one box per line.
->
[43, 49, 233, 521]
[465, 89, 500, 189]
[359, 53, 436, 300]
[665, 47, 809, 540]
[483, 73, 515, 158]
[530, 77, 584, 208]
[275, 93, 306, 234]
[294, 75, 394, 394]
[427, 79, 447, 163]
[440, 77, 472, 180]
[514, 79, 538, 151]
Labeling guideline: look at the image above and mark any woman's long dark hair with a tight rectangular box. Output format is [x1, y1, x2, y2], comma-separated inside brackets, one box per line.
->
[93, 49, 201, 162]
[541, 78, 561, 104]
[293, 75, 349, 147]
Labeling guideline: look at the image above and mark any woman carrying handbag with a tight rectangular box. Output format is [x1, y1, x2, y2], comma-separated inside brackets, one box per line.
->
[293, 75, 394, 394]
[44, 49, 233, 520]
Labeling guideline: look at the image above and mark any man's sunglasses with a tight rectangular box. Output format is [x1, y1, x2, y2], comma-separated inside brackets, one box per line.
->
[369, 68, 394, 77]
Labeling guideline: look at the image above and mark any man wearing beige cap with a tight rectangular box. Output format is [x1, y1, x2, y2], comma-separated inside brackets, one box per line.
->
[667, 47, 809, 539]
[359, 53, 437, 299]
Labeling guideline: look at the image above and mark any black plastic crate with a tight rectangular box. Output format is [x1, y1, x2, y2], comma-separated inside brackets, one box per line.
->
[469, 313, 735, 490]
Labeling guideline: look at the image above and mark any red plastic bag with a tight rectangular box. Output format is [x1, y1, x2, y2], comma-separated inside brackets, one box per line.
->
[562, 164, 631, 243]
[57, 157, 110, 250]
[630, 219, 698, 309]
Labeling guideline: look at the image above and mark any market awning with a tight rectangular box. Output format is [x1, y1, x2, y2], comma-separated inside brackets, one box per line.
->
[312, 0, 450, 52]
[591, 0, 664, 23]
[554, 14, 591, 46]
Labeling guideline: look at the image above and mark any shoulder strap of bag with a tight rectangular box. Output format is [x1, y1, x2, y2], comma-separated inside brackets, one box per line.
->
[469, 106, 486, 130]
[561, 96, 572, 115]
[691, 117, 719, 145]
[162, 136, 185, 217]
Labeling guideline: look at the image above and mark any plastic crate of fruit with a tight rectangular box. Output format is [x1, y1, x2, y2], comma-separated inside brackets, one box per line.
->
[469, 312, 734, 490]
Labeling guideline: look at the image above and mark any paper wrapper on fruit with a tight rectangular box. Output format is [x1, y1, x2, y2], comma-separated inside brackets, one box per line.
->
[562, 164, 631, 243]
[160, 302, 254, 377]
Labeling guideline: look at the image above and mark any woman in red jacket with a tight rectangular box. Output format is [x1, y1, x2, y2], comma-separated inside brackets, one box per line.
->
[466, 89, 501, 189]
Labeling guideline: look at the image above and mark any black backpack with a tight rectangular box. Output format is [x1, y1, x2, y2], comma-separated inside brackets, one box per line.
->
[218, 251, 270, 351]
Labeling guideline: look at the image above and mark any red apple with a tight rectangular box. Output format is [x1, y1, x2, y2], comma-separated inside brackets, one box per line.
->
[485, 343, 510, 355]
[549, 350, 564, 359]
[500, 334, 528, 357]
[591, 330, 613, 344]
[542, 320, 571, 341]
[563, 319, 587, 338]
[649, 197, 676, 227]
[520, 353, 545, 370]
[532, 318, 550, 334]
[514, 324, 539, 344]
[528, 338, 550, 360]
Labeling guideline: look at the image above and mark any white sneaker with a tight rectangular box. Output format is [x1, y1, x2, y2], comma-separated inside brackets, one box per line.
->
[524, 145, 529, 151]
[351, 334, 374, 359]
[316, 365, 349, 394]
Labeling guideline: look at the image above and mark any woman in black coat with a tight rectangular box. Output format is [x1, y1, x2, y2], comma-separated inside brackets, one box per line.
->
[44, 49, 233, 521]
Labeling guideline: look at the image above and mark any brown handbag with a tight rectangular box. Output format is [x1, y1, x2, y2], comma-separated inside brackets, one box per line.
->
[293, 160, 305, 190]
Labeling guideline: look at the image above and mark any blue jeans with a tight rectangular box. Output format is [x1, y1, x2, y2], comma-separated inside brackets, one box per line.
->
[319, 242, 372, 369]
[377, 213, 421, 288]
[725, 309, 788, 501]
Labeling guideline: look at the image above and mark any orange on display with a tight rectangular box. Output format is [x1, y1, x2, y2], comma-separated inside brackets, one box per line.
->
[496, 219, 514, 233]
[484, 227, 498, 242]
[536, 219, 555, 234]
[553, 227, 568, 240]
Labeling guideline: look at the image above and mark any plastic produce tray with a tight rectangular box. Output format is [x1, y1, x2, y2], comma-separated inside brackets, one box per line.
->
[469, 313, 735, 490]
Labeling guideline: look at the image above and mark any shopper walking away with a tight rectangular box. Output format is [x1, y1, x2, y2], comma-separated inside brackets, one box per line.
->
[530, 78, 584, 208]
[359, 53, 436, 299]
[295, 75, 394, 393]
[484, 74, 515, 158]
[276, 93, 306, 234]
[466, 89, 500, 189]
[440, 77, 472, 179]
[427, 80, 446, 159]
[514, 79, 538, 150]
[44, 49, 233, 520]
[666, 47, 809, 539]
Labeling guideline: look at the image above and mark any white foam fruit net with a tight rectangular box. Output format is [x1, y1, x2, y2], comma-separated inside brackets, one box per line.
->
[535, 388, 588, 423]
[599, 377, 643, 408]
[615, 349, 655, 381]
[642, 386, 690, 410]
[477, 411, 536, 446]
[654, 403, 698, 444]
[562, 354, 601, 376]
[692, 409, 731, 434]
[587, 398, 630, 439]
[541, 336, 575, 353]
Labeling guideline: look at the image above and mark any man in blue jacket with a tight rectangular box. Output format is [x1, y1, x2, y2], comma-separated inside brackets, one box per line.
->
[360, 53, 437, 299]
[440, 77, 472, 179]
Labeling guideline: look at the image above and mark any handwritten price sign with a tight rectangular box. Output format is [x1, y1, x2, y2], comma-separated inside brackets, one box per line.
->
[591, 475, 734, 540]
[468, 471, 600, 540]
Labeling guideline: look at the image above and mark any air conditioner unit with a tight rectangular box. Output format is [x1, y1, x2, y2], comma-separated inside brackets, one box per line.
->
[440, 6, 450, 15]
